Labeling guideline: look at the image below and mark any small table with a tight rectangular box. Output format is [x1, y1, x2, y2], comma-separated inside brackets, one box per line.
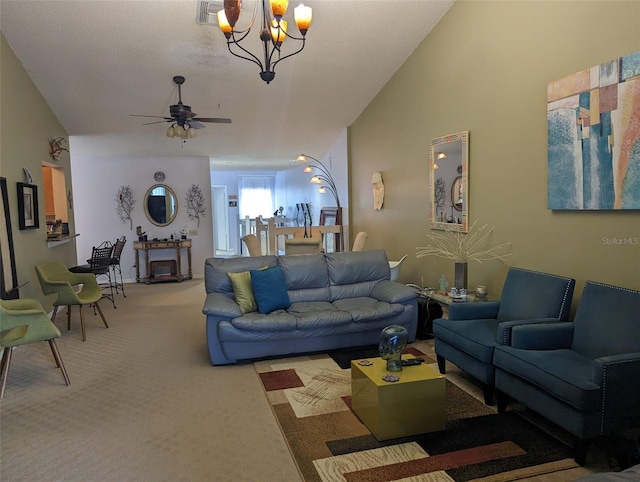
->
[351, 355, 446, 441]
[422, 290, 495, 319]
[133, 239, 192, 284]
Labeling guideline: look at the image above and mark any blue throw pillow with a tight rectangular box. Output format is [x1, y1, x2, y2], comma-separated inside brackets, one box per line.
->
[250, 265, 291, 314]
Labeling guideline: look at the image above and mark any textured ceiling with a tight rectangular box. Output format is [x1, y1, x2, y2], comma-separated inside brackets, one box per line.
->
[1, 0, 453, 169]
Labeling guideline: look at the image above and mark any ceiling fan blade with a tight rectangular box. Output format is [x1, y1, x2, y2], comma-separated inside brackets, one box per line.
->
[130, 114, 173, 120]
[189, 121, 205, 129]
[142, 120, 171, 125]
[193, 117, 232, 124]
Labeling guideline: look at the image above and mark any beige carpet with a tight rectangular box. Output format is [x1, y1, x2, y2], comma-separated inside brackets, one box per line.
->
[0, 280, 614, 481]
[0, 280, 301, 481]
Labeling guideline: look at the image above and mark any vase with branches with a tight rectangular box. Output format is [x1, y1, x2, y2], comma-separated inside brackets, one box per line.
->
[415, 221, 511, 289]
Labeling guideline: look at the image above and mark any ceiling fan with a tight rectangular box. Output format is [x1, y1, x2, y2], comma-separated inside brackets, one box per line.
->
[131, 75, 231, 140]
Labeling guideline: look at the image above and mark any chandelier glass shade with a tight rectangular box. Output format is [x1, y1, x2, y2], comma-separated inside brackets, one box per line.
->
[296, 154, 340, 208]
[217, 0, 312, 84]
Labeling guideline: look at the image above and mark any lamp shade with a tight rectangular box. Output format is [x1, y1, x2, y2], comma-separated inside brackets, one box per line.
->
[223, 0, 241, 27]
[294, 4, 312, 34]
[270, 0, 288, 19]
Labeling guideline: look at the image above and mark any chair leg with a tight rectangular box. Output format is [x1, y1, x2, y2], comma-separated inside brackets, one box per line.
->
[51, 305, 59, 323]
[574, 438, 590, 466]
[496, 390, 509, 414]
[48, 339, 70, 386]
[94, 302, 109, 329]
[436, 354, 446, 374]
[0, 347, 14, 399]
[78, 305, 87, 342]
[482, 384, 495, 406]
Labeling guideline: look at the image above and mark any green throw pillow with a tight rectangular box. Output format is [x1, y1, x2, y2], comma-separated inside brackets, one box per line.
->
[228, 271, 258, 313]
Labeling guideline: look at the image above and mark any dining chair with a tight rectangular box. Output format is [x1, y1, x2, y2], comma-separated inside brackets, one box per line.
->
[70, 242, 116, 308]
[0, 298, 70, 398]
[352, 232, 369, 252]
[109, 236, 127, 297]
[241, 234, 263, 256]
[35, 262, 109, 342]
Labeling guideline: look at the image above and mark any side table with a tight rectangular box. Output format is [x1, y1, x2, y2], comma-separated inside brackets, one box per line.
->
[351, 355, 445, 441]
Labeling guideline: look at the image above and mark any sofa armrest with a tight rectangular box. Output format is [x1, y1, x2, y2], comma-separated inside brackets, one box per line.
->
[593, 353, 640, 433]
[448, 301, 500, 321]
[371, 280, 418, 304]
[202, 292, 242, 319]
[508, 321, 574, 349]
[497, 318, 569, 346]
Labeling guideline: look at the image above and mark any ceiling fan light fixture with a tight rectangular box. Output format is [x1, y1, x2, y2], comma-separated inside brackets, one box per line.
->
[166, 126, 176, 138]
[188, 127, 197, 139]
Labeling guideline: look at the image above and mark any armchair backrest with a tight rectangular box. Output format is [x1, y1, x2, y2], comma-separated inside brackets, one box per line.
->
[497, 267, 575, 322]
[572, 281, 640, 359]
[35, 262, 77, 294]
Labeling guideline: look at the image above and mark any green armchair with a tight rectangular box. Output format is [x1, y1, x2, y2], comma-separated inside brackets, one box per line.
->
[0, 298, 70, 398]
[35, 262, 109, 342]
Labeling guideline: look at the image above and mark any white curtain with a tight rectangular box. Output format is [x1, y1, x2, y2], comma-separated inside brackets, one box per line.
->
[238, 176, 275, 219]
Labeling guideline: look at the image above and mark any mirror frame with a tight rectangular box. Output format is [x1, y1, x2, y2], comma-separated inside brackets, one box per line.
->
[144, 184, 178, 227]
[429, 130, 469, 233]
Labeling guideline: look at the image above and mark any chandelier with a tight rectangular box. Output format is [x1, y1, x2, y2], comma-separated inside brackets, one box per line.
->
[296, 154, 340, 208]
[217, 0, 313, 84]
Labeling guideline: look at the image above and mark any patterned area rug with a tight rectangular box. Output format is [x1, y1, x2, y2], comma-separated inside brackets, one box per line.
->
[254, 346, 578, 482]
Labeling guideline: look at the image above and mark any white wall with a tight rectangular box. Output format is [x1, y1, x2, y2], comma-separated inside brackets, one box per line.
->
[70, 128, 350, 282]
[70, 154, 213, 282]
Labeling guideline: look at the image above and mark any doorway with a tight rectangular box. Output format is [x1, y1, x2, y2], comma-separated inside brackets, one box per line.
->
[212, 185, 233, 256]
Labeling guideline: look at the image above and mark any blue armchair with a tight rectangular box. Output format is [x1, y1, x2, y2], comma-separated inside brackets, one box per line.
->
[494, 281, 640, 465]
[433, 267, 575, 404]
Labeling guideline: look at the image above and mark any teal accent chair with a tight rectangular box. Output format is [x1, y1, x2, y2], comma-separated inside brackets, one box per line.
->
[0, 298, 70, 398]
[433, 267, 575, 404]
[35, 262, 109, 342]
[494, 281, 640, 465]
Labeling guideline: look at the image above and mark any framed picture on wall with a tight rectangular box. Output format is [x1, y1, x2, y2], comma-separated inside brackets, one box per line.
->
[17, 182, 39, 230]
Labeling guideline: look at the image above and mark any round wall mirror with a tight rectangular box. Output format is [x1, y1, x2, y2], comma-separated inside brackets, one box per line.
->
[144, 184, 178, 226]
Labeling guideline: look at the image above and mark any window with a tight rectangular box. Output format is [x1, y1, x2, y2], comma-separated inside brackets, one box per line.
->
[238, 176, 275, 219]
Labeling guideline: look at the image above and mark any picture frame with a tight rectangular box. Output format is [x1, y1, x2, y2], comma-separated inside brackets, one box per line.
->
[1, 177, 19, 298]
[17, 182, 39, 230]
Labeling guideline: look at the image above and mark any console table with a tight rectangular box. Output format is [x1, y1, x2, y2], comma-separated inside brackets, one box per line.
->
[133, 239, 192, 284]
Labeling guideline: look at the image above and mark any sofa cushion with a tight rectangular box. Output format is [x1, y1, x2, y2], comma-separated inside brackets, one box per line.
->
[205, 256, 278, 294]
[332, 297, 403, 322]
[493, 345, 601, 411]
[251, 265, 291, 314]
[288, 301, 353, 329]
[230, 311, 297, 331]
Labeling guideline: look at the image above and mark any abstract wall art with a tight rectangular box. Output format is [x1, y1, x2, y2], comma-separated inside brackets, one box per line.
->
[547, 50, 640, 210]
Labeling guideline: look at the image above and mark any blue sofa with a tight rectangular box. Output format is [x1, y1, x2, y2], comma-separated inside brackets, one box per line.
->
[494, 281, 640, 465]
[202, 250, 419, 365]
[433, 267, 575, 404]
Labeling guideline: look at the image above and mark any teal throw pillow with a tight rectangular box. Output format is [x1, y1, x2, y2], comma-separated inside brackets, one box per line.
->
[250, 265, 291, 314]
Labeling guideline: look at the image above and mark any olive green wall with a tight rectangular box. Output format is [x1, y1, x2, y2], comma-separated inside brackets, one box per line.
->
[349, 1, 640, 306]
[1, 34, 76, 306]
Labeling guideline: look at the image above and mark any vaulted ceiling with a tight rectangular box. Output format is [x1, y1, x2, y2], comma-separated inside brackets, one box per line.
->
[1, 0, 453, 169]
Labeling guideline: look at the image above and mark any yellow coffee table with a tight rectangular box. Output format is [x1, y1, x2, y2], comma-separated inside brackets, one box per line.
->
[351, 354, 445, 441]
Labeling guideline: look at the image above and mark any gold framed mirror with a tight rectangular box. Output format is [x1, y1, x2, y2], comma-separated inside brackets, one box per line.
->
[430, 131, 469, 232]
[144, 184, 178, 226]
